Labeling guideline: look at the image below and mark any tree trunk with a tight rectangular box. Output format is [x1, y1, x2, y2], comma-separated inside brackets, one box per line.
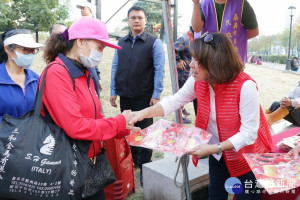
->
[160, 17, 164, 41]
[35, 30, 39, 43]
[96, 0, 101, 20]
[149, 25, 153, 34]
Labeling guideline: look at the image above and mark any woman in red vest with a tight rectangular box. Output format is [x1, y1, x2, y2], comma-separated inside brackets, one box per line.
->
[129, 33, 273, 200]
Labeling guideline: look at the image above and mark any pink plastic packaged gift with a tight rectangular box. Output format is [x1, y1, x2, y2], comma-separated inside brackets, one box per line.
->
[126, 119, 212, 157]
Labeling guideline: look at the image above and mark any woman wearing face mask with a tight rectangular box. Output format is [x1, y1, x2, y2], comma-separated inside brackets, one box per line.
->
[42, 17, 136, 200]
[0, 29, 43, 122]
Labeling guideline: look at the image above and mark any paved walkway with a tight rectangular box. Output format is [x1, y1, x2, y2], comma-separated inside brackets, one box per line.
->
[260, 62, 300, 134]
[258, 61, 300, 75]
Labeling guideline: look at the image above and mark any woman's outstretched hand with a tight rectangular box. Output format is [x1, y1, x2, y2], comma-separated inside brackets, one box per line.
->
[128, 110, 146, 127]
[187, 144, 217, 158]
[122, 110, 135, 130]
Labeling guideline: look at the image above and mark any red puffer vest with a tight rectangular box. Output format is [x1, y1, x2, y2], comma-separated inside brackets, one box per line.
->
[195, 72, 273, 177]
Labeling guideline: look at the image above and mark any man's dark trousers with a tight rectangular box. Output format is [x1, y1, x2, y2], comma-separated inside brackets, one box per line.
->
[120, 96, 153, 168]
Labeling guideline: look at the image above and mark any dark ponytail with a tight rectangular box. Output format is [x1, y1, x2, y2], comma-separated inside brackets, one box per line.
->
[43, 32, 75, 64]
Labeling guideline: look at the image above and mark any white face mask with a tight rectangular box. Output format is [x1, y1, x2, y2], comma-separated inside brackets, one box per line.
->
[80, 41, 102, 68]
[12, 51, 34, 69]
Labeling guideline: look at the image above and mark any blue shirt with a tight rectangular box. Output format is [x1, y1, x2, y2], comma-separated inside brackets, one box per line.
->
[0, 62, 39, 122]
[111, 31, 165, 99]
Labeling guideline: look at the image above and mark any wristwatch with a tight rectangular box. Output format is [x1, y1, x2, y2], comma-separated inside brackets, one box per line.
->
[217, 143, 222, 155]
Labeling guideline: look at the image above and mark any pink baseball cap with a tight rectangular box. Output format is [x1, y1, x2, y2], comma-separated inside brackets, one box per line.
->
[69, 17, 121, 49]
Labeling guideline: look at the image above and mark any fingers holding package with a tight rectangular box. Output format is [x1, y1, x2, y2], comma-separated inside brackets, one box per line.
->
[187, 144, 217, 159]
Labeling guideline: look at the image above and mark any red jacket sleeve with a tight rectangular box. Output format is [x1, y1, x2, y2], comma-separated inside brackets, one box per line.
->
[40, 64, 129, 141]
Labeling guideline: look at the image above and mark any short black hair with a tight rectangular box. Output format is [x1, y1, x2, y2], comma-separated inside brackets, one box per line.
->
[49, 23, 67, 34]
[127, 6, 147, 18]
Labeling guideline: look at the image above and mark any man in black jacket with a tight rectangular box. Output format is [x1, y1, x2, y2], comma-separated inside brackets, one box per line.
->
[110, 6, 165, 186]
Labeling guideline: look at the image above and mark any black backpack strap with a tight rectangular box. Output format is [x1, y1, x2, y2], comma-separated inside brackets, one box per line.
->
[38, 63, 76, 121]
[56, 63, 76, 91]
[37, 62, 76, 91]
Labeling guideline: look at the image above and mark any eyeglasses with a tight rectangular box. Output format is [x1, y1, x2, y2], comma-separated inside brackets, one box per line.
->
[15, 46, 39, 55]
[129, 16, 145, 21]
[201, 32, 217, 49]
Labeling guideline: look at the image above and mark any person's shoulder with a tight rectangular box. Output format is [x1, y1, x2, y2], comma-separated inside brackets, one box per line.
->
[43, 58, 69, 77]
[243, 0, 255, 12]
[119, 35, 127, 40]
[144, 31, 157, 39]
[48, 63, 68, 74]
[26, 69, 40, 79]
[0, 62, 6, 74]
[243, 0, 252, 7]
[240, 71, 254, 81]
[119, 33, 130, 41]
